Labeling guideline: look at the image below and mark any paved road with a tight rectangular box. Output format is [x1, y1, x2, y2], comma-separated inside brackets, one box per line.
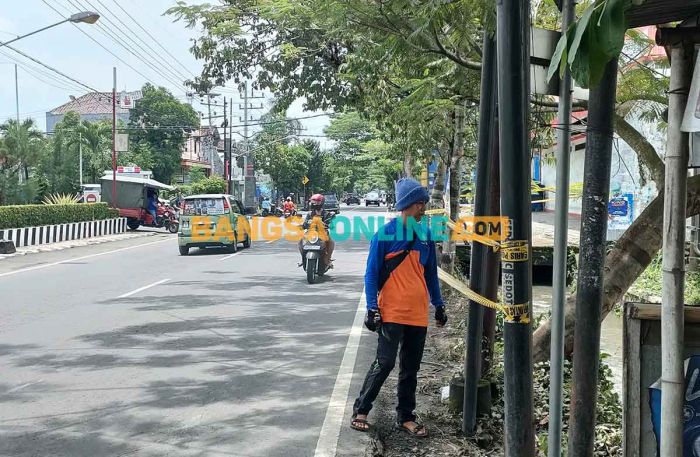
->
[0, 205, 390, 456]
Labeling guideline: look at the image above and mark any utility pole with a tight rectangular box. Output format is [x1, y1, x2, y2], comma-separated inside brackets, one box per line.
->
[229, 97, 234, 197]
[238, 80, 264, 208]
[657, 29, 693, 457]
[567, 58, 619, 457]
[112, 67, 117, 208]
[496, 0, 535, 455]
[223, 97, 230, 194]
[548, 1, 575, 455]
[79, 131, 83, 187]
[15, 64, 22, 184]
[463, 30, 497, 436]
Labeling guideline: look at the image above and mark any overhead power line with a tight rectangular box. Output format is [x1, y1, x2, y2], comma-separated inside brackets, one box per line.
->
[76, 0, 190, 85]
[0, 48, 87, 92]
[64, 0, 187, 91]
[106, 0, 196, 80]
[42, 0, 162, 88]
[3, 44, 99, 93]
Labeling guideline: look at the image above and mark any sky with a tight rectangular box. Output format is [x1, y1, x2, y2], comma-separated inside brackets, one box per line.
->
[0, 0, 332, 146]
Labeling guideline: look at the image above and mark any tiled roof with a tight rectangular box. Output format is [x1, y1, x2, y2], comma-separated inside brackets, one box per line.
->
[48, 91, 140, 115]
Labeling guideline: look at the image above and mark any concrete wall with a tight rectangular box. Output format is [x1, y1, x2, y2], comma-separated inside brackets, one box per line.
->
[539, 115, 662, 240]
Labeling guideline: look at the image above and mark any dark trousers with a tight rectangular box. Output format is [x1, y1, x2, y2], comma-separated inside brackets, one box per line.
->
[353, 323, 427, 423]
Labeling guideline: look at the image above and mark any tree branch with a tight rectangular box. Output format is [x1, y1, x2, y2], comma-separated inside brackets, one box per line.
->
[430, 23, 481, 71]
[613, 113, 665, 187]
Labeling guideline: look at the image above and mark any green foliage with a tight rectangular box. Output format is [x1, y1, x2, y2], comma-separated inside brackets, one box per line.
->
[192, 176, 227, 195]
[188, 166, 207, 183]
[630, 255, 700, 305]
[0, 203, 118, 229]
[128, 84, 199, 184]
[548, 0, 629, 88]
[0, 118, 47, 205]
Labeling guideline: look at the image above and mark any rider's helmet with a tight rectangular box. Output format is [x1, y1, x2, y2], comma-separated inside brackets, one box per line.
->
[309, 193, 325, 211]
[286, 197, 292, 202]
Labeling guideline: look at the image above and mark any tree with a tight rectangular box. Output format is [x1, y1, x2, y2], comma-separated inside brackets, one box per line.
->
[0, 119, 45, 204]
[77, 120, 111, 183]
[128, 84, 199, 183]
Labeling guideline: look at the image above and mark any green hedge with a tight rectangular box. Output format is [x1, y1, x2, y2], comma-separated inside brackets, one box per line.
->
[0, 203, 120, 229]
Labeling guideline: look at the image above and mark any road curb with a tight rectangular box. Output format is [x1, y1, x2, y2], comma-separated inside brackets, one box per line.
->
[0, 231, 159, 261]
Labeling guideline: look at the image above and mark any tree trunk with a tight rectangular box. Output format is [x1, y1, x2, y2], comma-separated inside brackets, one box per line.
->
[532, 175, 700, 363]
[404, 149, 413, 178]
[430, 156, 448, 209]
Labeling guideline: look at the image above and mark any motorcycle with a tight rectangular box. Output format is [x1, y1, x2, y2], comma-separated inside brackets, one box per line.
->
[262, 204, 283, 217]
[283, 208, 297, 218]
[300, 215, 333, 284]
[127, 204, 179, 233]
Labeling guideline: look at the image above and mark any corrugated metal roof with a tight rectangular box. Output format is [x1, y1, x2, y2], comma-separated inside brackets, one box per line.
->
[552, 0, 700, 27]
[627, 0, 700, 27]
[49, 91, 139, 115]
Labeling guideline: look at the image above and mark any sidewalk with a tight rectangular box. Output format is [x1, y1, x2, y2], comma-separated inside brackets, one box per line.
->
[532, 211, 581, 247]
[0, 231, 158, 260]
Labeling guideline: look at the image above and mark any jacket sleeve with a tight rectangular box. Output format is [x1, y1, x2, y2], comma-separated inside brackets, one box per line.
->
[364, 234, 384, 311]
[425, 240, 444, 308]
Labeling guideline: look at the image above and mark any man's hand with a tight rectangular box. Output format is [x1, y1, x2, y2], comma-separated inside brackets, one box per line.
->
[435, 306, 447, 327]
[364, 309, 381, 332]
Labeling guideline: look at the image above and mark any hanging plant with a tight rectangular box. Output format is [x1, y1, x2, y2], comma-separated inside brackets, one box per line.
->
[547, 0, 629, 88]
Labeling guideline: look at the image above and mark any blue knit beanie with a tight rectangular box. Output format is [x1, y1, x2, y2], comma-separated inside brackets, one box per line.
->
[395, 178, 429, 211]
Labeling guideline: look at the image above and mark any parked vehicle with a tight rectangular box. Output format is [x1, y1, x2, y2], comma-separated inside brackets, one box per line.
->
[365, 192, 381, 206]
[344, 193, 360, 205]
[177, 194, 253, 256]
[323, 193, 340, 214]
[100, 174, 178, 233]
[78, 184, 101, 203]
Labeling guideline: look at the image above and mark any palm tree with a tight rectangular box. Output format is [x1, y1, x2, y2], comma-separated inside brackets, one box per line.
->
[75, 120, 111, 183]
[0, 119, 43, 182]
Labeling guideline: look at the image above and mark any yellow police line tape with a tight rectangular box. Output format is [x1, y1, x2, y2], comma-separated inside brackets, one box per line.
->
[437, 268, 530, 323]
[424, 207, 502, 250]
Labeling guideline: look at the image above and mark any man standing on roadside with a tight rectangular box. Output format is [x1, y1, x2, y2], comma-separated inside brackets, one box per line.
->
[350, 178, 447, 438]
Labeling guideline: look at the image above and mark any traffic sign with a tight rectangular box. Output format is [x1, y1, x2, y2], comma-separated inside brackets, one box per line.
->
[302, 176, 309, 185]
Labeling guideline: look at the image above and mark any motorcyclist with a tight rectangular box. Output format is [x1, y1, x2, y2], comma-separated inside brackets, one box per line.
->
[147, 189, 159, 226]
[283, 196, 296, 215]
[300, 193, 335, 267]
[261, 197, 272, 215]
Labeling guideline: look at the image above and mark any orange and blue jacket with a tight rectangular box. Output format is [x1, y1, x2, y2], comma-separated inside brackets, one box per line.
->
[365, 218, 444, 327]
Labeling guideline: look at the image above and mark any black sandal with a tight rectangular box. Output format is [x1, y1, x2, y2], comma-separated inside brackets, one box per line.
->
[350, 416, 371, 432]
[397, 421, 428, 438]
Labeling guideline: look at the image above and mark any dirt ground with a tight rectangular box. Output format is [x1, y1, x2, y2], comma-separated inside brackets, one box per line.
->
[361, 302, 502, 457]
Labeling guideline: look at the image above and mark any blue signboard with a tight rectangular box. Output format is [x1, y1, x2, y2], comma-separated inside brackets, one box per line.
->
[532, 156, 541, 182]
[650, 355, 700, 456]
[608, 196, 629, 217]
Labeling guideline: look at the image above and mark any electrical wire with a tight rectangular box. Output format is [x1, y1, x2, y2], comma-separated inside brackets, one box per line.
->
[2, 44, 99, 93]
[42, 0, 161, 88]
[110, 0, 197, 79]
[77, 0, 191, 85]
[64, 0, 187, 92]
[0, 49, 86, 92]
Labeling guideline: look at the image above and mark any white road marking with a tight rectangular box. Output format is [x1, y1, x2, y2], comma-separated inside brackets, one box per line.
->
[0, 238, 173, 278]
[314, 289, 366, 457]
[118, 278, 170, 298]
[2, 380, 42, 395]
[265, 239, 276, 244]
[219, 251, 241, 261]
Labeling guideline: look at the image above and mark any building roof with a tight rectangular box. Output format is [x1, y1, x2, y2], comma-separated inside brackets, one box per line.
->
[48, 91, 141, 115]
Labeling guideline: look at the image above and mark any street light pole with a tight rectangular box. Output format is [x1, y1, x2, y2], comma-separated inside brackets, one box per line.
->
[0, 12, 100, 48]
[15, 63, 22, 184]
[112, 67, 117, 208]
